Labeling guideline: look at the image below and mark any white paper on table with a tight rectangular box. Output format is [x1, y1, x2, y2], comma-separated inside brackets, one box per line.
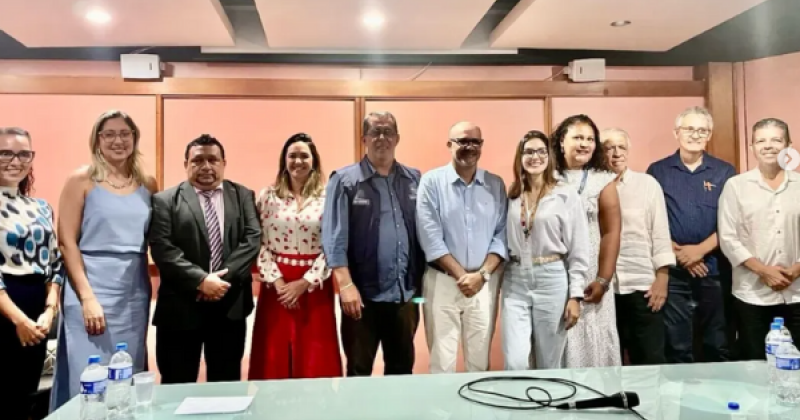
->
[174, 396, 255, 415]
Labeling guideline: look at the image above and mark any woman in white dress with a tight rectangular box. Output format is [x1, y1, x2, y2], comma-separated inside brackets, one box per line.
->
[503, 130, 592, 370]
[551, 114, 623, 368]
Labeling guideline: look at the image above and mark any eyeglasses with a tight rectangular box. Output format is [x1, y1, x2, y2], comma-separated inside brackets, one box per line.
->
[678, 127, 710, 138]
[99, 130, 134, 142]
[522, 148, 548, 157]
[450, 138, 484, 148]
[0, 150, 35, 163]
[365, 128, 398, 138]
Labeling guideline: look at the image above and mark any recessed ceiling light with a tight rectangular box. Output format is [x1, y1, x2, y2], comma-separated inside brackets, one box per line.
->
[610, 20, 631, 27]
[85, 8, 111, 25]
[362, 12, 385, 30]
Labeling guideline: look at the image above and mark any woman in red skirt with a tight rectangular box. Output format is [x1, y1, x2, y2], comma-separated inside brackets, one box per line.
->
[249, 133, 343, 380]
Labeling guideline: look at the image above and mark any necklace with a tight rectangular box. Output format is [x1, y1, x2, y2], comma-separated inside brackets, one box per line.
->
[105, 176, 134, 189]
[519, 190, 540, 239]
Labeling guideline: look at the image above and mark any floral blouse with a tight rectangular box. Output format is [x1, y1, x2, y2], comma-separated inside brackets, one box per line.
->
[0, 186, 65, 289]
[256, 187, 330, 286]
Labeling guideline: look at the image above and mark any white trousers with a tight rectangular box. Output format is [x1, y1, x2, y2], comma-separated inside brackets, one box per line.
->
[501, 260, 569, 371]
[422, 267, 499, 373]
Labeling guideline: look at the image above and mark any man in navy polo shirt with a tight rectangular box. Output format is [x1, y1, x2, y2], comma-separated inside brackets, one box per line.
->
[647, 106, 736, 364]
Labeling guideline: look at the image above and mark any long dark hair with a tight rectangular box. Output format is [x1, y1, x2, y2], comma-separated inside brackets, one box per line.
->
[274, 133, 324, 199]
[0, 127, 35, 196]
[508, 130, 557, 200]
[551, 114, 611, 175]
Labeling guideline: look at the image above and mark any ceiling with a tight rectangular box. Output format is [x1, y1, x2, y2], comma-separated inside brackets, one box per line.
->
[0, 0, 799, 66]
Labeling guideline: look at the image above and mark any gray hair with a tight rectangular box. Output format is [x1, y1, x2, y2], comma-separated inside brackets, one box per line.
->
[752, 117, 791, 145]
[362, 111, 398, 135]
[675, 106, 714, 130]
[600, 127, 631, 148]
[0, 127, 31, 139]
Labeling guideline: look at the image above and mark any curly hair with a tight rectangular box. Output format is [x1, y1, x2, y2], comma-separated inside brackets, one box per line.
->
[551, 114, 611, 175]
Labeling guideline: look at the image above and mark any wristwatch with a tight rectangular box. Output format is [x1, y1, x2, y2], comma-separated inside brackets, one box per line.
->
[594, 277, 611, 291]
[479, 269, 492, 282]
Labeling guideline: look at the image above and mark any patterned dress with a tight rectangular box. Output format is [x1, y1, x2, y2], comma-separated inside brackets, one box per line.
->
[559, 169, 622, 368]
[248, 187, 342, 380]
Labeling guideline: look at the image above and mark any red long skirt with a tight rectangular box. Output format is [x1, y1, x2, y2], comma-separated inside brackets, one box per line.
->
[248, 254, 343, 380]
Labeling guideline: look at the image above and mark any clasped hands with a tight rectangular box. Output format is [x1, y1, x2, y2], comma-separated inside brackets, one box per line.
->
[15, 305, 56, 347]
[758, 265, 798, 292]
[456, 272, 485, 298]
[272, 277, 312, 309]
[197, 268, 230, 302]
[673, 243, 709, 278]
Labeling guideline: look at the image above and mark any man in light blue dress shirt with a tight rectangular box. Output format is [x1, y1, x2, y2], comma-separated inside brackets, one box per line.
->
[416, 121, 508, 373]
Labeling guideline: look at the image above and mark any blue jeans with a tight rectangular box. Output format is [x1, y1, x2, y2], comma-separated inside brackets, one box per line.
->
[663, 269, 729, 363]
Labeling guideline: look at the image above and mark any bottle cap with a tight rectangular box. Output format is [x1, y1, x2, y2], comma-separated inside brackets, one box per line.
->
[771, 322, 781, 330]
[775, 317, 785, 326]
[116, 342, 128, 351]
[88, 355, 101, 364]
[728, 402, 740, 410]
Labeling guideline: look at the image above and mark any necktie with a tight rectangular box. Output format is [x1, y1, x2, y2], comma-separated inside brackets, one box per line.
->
[201, 190, 223, 271]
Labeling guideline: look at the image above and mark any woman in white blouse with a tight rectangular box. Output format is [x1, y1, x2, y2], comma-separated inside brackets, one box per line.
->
[719, 118, 800, 360]
[248, 133, 342, 380]
[503, 130, 592, 370]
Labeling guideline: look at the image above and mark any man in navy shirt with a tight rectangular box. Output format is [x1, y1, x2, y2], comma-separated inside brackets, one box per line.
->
[647, 106, 736, 364]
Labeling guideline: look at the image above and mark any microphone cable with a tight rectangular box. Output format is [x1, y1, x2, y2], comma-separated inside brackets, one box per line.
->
[457, 376, 648, 420]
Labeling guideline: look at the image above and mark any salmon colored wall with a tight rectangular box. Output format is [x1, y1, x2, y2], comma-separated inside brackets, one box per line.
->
[0, 60, 696, 82]
[740, 51, 800, 172]
[552, 97, 705, 172]
[0, 94, 157, 211]
[162, 98, 356, 190]
[367, 100, 546, 184]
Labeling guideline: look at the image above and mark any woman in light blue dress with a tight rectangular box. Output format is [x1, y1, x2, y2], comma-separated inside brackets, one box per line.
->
[50, 110, 158, 410]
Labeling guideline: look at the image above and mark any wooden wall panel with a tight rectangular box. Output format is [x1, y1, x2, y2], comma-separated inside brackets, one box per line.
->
[0, 94, 157, 212]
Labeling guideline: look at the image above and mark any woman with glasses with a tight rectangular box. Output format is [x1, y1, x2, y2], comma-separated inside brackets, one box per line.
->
[0, 128, 63, 420]
[551, 115, 623, 368]
[503, 130, 591, 370]
[248, 133, 342, 380]
[51, 110, 158, 410]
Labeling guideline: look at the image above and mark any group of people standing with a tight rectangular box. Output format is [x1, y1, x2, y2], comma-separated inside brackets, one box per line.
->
[0, 105, 798, 419]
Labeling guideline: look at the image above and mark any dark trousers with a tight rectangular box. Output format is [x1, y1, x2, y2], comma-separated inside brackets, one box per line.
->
[156, 310, 246, 384]
[0, 275, 47, 420]
[735, 298, 800, 361]
[340, 299, 419, 376]
[663, 269, 729, 363]
[615, 291, 666, 365]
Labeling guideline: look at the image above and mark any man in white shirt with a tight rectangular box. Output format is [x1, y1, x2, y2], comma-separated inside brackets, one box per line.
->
[718, 118, 800, 360]
[602, 128, 675, 365]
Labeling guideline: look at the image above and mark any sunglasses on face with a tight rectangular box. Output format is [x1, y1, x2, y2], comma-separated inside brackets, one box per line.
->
[450, 138, 484, 148]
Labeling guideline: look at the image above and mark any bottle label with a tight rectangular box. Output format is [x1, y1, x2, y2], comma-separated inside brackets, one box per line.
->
[776, 356, 800, 371]
[108, 366, 133, 380]
[80, 380, 107, 395]
[767, 343, 780, 355]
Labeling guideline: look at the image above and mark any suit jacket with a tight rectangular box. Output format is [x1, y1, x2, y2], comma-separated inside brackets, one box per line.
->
[148, 180, 261, 330]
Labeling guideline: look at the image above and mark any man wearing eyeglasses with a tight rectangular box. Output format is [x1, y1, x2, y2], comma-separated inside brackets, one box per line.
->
[646, 106, 737, 364]
[323, 111, 426, 376]
[416, 121, 507, 373]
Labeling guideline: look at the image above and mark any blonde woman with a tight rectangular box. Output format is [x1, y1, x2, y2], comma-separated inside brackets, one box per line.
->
[51, 110, 158, 410]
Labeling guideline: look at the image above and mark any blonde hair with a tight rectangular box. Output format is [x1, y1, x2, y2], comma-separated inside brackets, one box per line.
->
[88, 110, 148, 185]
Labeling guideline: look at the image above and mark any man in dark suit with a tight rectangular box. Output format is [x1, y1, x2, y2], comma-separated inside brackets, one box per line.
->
[149, 134, 261, 384]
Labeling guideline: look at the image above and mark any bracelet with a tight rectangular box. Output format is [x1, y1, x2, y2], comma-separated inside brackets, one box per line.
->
[340, 282, 354, 291]
[594, 277, 610, 291]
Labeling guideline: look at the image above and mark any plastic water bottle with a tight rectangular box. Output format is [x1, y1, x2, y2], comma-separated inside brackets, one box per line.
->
[774, 341, 800, 406]
[80, 355, 108, 420]
[766, 322, 783, 386]
[107, 342, 134, 419]
[774, 317, 793, 342]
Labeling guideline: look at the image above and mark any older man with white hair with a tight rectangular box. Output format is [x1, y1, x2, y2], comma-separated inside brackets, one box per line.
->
[646, 106, 736, 364]
[602, 128, 674, 365]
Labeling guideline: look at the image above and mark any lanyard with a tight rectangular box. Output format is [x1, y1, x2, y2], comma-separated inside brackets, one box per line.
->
[577, 169, 589, 195]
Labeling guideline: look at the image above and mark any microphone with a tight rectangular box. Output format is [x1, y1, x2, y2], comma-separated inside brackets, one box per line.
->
[555, 392, 640, 410]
